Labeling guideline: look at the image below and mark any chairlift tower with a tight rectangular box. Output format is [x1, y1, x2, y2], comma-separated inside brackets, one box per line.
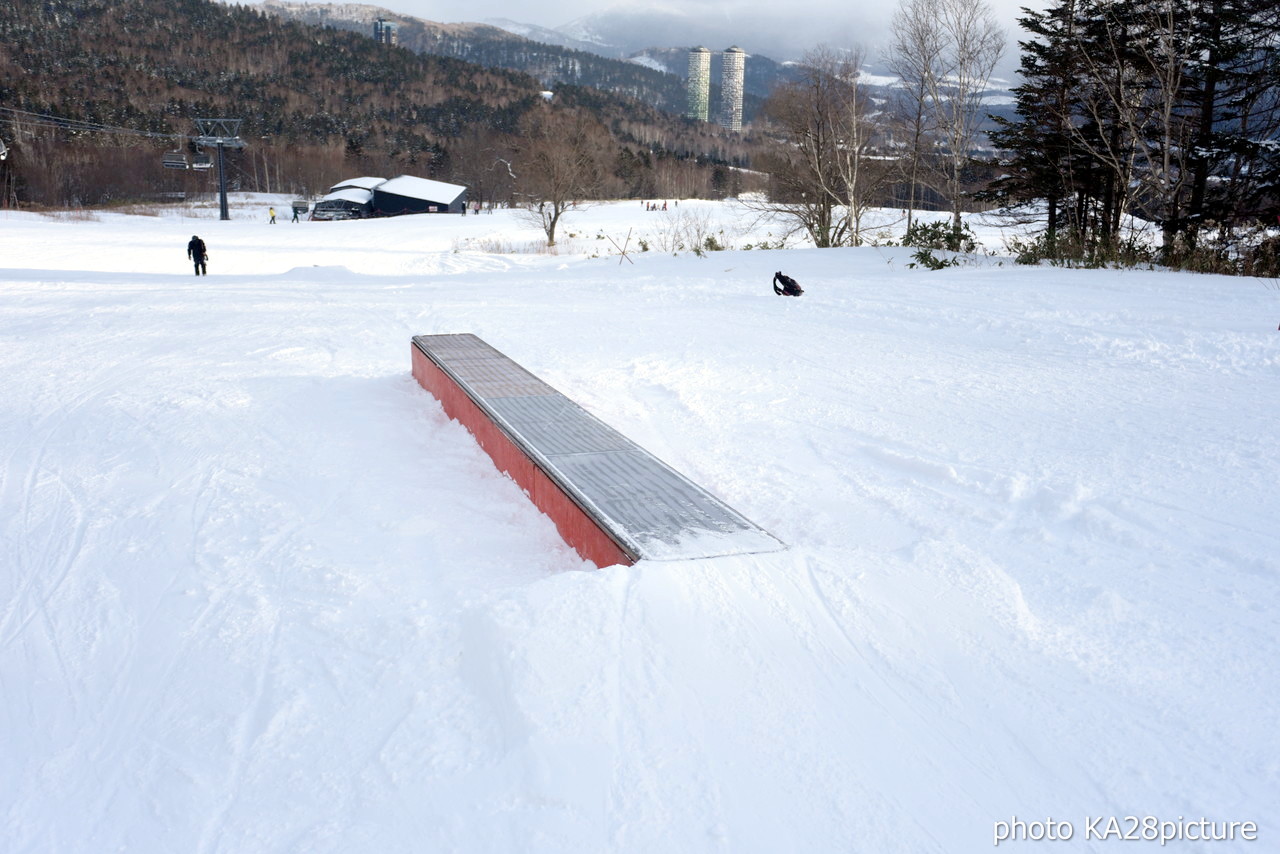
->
[193, 118, 246, 221]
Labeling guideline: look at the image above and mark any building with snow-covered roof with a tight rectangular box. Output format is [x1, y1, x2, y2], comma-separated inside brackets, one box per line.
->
[312, 187, 375, 220]
[372, 175, 467, 215]
[328, 176, 385, 193]
[311, 175, 468, 219]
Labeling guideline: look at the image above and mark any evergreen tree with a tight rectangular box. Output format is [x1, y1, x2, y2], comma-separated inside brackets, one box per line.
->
[985, 0, 1086, 250]
[988, 0, 1280, 261]
[1179, 0, 1280, 238]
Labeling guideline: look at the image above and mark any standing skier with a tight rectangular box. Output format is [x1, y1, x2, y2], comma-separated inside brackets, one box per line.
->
[187, 235, 208, 276]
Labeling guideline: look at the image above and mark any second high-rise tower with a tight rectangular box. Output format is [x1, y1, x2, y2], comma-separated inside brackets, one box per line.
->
[718, 46, 745, 131]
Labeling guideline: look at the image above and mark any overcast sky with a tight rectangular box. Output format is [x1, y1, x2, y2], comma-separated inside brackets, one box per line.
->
[334, 0, 1043, 78]
[375, 0, 1033, 31]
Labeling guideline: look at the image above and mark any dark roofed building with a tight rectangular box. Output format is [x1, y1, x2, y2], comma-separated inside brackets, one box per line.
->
[312, 186, 375, 220]
[310, 175, 468, 219]
[373, 175, 467, 215]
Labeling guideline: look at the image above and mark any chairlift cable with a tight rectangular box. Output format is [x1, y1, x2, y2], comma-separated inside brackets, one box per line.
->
[0, 106, 194, 143]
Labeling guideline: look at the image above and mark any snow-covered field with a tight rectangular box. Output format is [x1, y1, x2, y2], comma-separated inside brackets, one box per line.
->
[2, 197, 1276, 852]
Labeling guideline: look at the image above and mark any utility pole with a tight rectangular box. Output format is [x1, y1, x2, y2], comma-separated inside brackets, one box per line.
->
[193, 118, 246, 221]
[0, 137, 11, 210]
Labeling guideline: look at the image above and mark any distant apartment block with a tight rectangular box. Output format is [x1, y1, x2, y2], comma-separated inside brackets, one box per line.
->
[686, 47, 711, 122]
[373, 18, 398, 46]
[719, 46, 745, 131]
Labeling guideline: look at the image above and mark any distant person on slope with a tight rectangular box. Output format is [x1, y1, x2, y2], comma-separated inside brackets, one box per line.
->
[268, 206, 276, 224]
[187, 235, 208, 276]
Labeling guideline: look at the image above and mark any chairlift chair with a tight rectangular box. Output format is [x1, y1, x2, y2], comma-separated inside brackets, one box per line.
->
[162, 149, 188, 169]
[191, 153, 213, 170]
[0, 139, 8, 161]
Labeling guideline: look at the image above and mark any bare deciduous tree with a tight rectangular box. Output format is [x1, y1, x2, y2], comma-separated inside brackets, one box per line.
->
[446, 127, 517, 208]
[885, 0, 946, 230]
[889, 0, 1004, 230]
[754, 46, 890, 247]
[1069, 0, 1195, 251]
[512, 107, 613, 246]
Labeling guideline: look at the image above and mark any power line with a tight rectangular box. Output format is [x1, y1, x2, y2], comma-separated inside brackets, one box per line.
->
[0, 106, 248, 221]
[0, 105, 186, 143]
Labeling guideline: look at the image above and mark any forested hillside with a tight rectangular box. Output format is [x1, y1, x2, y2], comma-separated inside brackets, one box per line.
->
[0, 0, 758, 207]
[256, 1, 781, 123]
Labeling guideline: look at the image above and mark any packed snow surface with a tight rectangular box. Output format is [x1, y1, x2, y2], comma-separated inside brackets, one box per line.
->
[1, 198, 1277, 852]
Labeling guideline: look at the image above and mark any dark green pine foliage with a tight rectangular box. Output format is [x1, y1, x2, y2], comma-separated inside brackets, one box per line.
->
[1179, 0, 1280, 236]
[987, 0, 1280, 256]
[985, 0, 1087, 250]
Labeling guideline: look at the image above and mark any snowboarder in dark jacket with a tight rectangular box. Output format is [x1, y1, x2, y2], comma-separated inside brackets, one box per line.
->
[773, 271, 803, 296]
[187, 235, 208, 276]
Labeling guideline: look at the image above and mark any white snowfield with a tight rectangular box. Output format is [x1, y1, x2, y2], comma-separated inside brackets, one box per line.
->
[1, 198, 1276, 852]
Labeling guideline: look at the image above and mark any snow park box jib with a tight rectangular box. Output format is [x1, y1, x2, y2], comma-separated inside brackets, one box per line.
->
[410, 334, 785, 568]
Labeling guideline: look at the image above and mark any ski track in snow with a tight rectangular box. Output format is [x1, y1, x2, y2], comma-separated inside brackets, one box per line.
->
[1, 198, 1277, 852]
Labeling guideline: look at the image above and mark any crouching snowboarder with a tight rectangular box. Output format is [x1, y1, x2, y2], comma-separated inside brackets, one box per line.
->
[773, 271, 803, 296]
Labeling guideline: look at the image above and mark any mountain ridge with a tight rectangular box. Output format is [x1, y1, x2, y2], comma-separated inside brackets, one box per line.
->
[252, 1, 810, 116]
[0, 0, 758, 206]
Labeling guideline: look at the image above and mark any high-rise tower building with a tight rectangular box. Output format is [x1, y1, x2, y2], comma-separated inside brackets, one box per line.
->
[719, 46, 746, 131]
[373, 18, 398, 46]
[686, 47, 711, 122]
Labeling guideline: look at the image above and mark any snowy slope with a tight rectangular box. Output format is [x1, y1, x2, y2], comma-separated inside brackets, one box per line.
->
[626, 54, 671, 74]
[1, 198, 1277, 852]
[482, 17, 625, 57]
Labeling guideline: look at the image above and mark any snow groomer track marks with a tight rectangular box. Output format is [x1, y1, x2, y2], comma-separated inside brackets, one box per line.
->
[411, 333, 785, 568]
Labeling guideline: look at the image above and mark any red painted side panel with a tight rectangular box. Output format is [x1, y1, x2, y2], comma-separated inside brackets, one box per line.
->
[412, 345, 634, 569]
